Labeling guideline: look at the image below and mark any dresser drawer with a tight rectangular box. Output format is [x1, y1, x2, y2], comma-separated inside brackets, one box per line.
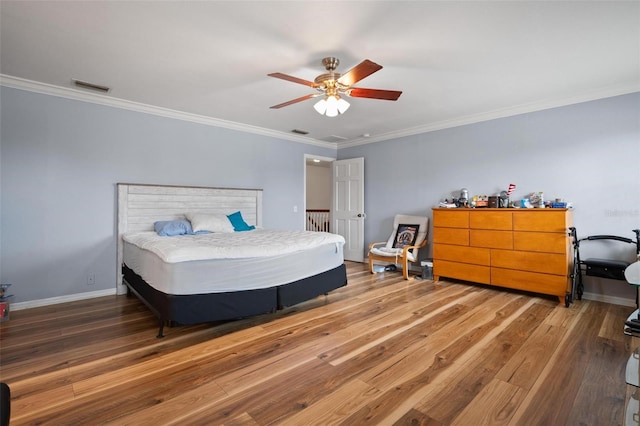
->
[470, 211, 512, 230]
[433, 227, 469, 246]
[434, 260, 491, 284]
[513, 232, 569, 254]
[470, 230, 513, 249]
[434, 244, 490, 266]
[491, 268, 569, 297]
[491, 249, 568, 276]
[512, 210, 570, 233]
[433, 209, 469, 228]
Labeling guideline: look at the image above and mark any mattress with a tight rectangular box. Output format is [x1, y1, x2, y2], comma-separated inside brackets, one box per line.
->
[123, 230, 345, 295]
[123, 229, 345, 262]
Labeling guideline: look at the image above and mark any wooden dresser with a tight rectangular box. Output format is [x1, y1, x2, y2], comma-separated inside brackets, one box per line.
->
[432, 208, 573, 304]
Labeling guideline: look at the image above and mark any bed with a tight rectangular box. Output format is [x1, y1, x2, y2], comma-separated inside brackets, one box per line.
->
[117, 183, 347, 337]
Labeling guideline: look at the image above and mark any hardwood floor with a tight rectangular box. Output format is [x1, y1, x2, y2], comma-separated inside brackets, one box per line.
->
[0, 261, 635, 425]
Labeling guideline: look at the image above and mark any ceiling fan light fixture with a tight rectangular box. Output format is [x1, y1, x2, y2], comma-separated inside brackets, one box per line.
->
[314, 95, 350, 117]
[337, 97, 350, 114]
[325, 95, 339, 117]
[313, 98, 328, 115]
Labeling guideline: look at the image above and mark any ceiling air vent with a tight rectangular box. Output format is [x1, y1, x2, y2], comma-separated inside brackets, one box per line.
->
[291, 129, 309, 135]
[72, 79, 111, 93]
[319, 135, 348, 143]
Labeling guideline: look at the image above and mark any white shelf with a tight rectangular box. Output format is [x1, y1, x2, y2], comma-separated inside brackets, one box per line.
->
[627, 390, 640, 426]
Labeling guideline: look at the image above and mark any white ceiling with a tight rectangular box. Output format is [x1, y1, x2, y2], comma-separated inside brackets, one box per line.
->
[1, 1, 638, 147]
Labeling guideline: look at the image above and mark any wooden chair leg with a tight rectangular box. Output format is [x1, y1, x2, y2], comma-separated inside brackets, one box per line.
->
[369, 256, 375, 274]
[402, 258, 409, 280]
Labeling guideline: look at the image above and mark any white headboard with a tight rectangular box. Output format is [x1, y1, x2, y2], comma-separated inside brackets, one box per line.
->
[116, 183, 263, 293]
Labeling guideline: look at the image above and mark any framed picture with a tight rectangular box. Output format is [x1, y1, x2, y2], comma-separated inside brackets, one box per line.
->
[393, 224, 420, 248]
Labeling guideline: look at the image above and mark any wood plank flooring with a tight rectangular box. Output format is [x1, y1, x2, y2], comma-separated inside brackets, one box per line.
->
[0, 261, 635, 425]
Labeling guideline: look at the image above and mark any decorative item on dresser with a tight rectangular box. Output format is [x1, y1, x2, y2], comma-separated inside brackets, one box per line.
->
[432, 207, 573, 306]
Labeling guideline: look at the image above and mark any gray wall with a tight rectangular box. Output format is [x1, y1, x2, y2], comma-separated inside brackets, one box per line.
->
[0, 87, 337, 303]
[2, 87, 638, 305]
[339, 93, 640, 302]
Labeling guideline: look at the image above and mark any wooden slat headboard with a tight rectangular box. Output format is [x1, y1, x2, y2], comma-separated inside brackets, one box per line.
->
[116, 183, 263, 293]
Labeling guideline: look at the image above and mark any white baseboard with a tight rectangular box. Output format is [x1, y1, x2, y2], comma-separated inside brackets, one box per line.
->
[12, 288, 117, 311]
[9, 285, 636, 312]
[581, 291, 636, 307]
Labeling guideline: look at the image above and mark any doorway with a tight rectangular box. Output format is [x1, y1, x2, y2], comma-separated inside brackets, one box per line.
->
[304, 154, 334, 232]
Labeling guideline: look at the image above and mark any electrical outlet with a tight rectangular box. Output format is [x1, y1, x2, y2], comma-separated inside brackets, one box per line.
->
[87, 274, 95, 285]
[293, 205, 298, 213]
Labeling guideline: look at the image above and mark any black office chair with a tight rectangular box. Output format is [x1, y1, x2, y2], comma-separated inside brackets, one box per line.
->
[0, 382, 9, 426]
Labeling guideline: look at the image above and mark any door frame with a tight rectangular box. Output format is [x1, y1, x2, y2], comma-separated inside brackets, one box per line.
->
[303, 154, 336, 229]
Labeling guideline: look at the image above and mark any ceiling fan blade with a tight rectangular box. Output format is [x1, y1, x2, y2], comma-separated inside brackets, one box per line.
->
[346, 88, 402, 101]
[269, 94, 318, 109]
[268, 72, 318, 88]
[337, 60, 383, 87]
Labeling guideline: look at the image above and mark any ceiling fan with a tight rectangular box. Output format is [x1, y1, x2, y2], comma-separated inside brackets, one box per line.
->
[268, 57, 402, 117]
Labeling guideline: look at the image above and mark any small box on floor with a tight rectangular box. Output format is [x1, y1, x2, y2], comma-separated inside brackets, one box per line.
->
[421, 260, 433, 280]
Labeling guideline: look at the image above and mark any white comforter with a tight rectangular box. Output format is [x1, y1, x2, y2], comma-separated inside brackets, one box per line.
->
[123, 229, 345, 263]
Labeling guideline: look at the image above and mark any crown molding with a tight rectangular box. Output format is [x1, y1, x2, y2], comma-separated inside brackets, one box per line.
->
[3, 74, 637, 151]
[340, 83, 640, 149]
[0, 74, 338, 150]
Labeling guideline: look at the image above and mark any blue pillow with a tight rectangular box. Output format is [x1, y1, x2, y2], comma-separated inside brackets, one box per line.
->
[227, 211, 255, 232]
[154, 220, 194, 236]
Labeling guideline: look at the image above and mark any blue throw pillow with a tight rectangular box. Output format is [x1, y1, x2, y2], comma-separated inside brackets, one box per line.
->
[227, 211, 255, 232]
[154, 220, 194, 236]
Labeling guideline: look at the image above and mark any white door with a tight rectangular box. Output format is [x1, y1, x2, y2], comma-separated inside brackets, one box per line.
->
[332, 157, 365, 262]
